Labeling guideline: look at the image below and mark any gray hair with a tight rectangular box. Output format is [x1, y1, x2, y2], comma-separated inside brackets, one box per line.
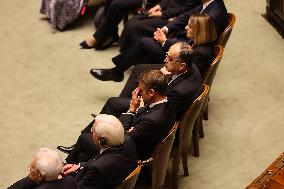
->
[94, 114, 125, 147]
[34, 147, 63, 181]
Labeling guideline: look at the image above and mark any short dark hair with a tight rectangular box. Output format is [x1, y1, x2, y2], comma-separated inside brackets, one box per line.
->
[178, 42, 193, 68]
[139, 70, 168, 95]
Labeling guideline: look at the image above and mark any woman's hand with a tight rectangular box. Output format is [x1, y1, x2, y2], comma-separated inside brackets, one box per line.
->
[154, 28, 167, 44]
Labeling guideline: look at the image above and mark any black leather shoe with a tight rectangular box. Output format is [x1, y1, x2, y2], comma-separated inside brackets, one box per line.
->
[90, 69, 124, 82]
[79, 41, 95, 49]
[95, 36, 118, 50]
[57, 145, 75, 154]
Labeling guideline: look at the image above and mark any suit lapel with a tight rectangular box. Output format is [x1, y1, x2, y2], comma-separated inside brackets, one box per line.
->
[168, 71, 190, 90]
[202, 0, 217, 14]
[132, 103, 164, 125]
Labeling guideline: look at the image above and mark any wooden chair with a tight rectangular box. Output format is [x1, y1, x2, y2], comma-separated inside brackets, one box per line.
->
[139, 123, 178, 189]
[171, 84, 209, 189]
[196, 45, 224, 143]
[115, 165, 141, 189]
[216, 13, 236, 48]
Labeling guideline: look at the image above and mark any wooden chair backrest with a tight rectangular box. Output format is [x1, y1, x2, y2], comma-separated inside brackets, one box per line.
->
[177, 84, 209, 150]
[114, 165, 141, 189]
[216, 13, 236, 48]
[202, 45, 224, 87]
[151, 123, 178, 189]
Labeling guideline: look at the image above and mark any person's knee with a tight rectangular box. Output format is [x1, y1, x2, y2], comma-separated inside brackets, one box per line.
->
[106, 97, 120, 106]
[139, 37, 156, 52]
[110, 0, 129, 10]
[128, 20, 146, 34]
[101, 97, 122, 115]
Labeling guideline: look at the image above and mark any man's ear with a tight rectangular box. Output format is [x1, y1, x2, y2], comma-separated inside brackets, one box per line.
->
[149, 89, 155, 96]
[38, 173, 45, 182]
[179, 62, 187, 71]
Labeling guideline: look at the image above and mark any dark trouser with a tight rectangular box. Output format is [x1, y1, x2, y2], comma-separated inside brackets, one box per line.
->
[66, 133, 99, 164]
[68, 97, 131, 163]
[8, 177, 37, 189]
[112, 37, 166, 75]
[100, 97, 131, 117]
[79, 96, 130, 135]
[93, 0, 142, 45]
[119, 15, 168, 53]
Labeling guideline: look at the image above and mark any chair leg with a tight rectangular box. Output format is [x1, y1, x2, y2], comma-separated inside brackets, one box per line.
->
[182, 152, 189, 176]
[152, 167, 157, 189]
[203, 97, 209, 120]
[203, 104, 208, 120]
[198, 116, 204, 138]
[192, 122, 199, 157]
[172, 155, 180, 189]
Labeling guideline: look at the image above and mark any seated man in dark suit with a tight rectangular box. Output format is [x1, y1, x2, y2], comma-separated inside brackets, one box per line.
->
[162, 0, 228, 38]
[60, 70, 176, 162]
[64, 114, 137, 189]
[117, 0, 201, 52]
[8, 147, 77, 189]
[9, 115, 137, 189]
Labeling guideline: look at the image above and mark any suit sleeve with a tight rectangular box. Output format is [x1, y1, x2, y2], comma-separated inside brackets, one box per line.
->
[127, 117, 156, 144]
[165, 5, 201, 33]
[159, 0, 168, 10]
[161, 0, 199, 19]
[119, 113, 135, 130]
[166, 88, 184, 110]
[163, 38, 176, 51]
[77, 167, 105, 189]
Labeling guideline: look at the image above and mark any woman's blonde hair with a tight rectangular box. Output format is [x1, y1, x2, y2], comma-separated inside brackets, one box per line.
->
[190, 13, 217, 45]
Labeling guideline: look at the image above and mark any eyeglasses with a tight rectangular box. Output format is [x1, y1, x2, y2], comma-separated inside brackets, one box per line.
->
[164, 54, 182, 63]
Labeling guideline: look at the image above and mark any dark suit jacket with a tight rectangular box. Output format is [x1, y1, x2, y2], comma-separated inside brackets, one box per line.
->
[119, 102, 176, 160]
[166, 64, 202, 118]
[166, 0, 228, 36]
[160, 0, 201, 19]
[8, 176, 77, 189]
[75, 135, 137, 189]
[36, 177, 77, 189]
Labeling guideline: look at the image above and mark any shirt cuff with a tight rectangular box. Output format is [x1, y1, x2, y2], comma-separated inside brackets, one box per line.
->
[122, 112, 135, 116]
[161, 39, 167, 47]
[78, 163, 82, 168]
[162, 26, 168, 34]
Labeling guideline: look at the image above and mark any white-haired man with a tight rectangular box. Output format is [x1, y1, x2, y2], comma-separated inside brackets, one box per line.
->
[9, 115, 137, 189]
[63, 114, 137, 189]
[8, 147, 77, 189]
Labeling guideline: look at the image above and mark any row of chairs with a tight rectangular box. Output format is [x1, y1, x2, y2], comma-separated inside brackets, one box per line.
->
[115, 12, 236, 189]
[117, 84, 209, 189]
